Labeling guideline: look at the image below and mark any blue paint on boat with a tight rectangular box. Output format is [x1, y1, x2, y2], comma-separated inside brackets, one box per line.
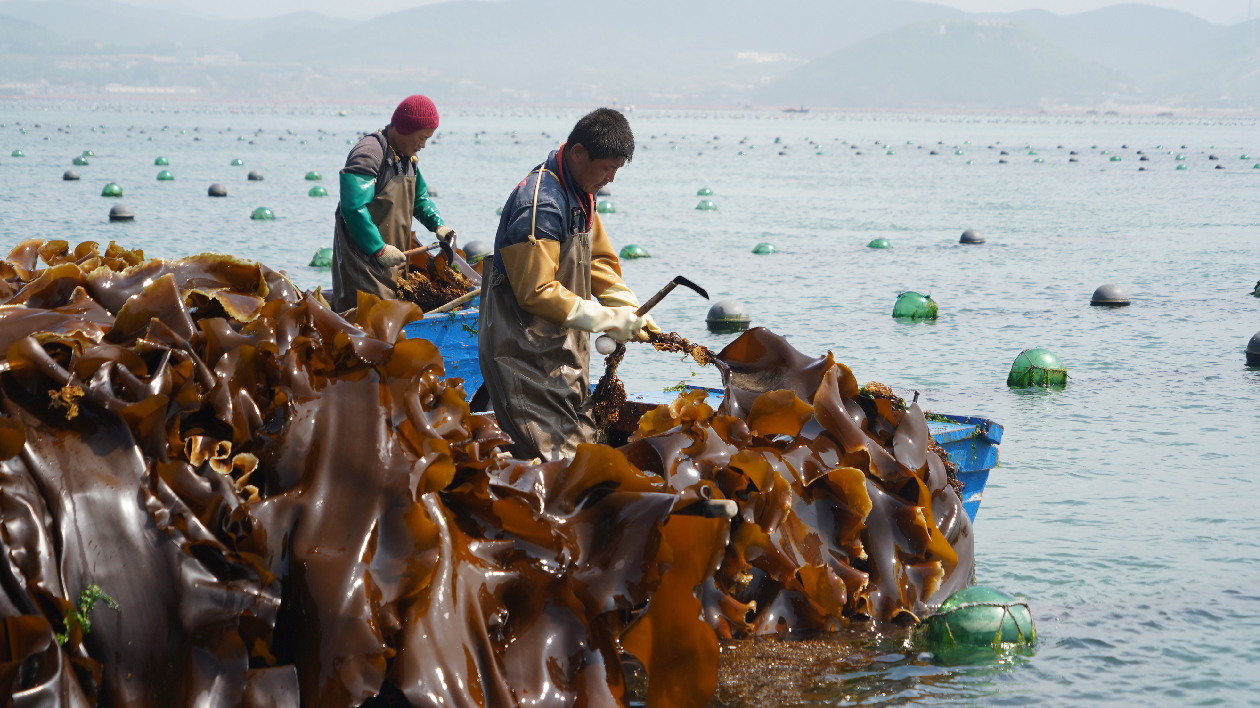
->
[402, 308, 482, 397]
[402, 310, 1001, 522]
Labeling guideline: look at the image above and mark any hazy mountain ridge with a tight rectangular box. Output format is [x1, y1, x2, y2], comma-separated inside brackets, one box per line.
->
[1, 0, 1257, 108]
[756, 19, 1129, 109]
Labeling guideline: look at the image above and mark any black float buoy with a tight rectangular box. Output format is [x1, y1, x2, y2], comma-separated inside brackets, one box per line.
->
[462, 240, 491, 265]
[63, 170, 80, 181]
[1247, 331, 1260, 366]
[960, 229, 985, 244]
[208, 183, 228, 197]
[247, 170, 264, 181]
[706, 300, 750, 332]
[1091, 283, 1131, 306]
[108, 203, 134, 222]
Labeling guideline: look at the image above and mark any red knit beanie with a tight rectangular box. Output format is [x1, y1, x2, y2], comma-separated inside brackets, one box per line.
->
[392, 95, 439, 134]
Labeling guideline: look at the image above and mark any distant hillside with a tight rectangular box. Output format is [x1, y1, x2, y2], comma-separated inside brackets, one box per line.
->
[1002, 4, 1221, 81]
[1143, 19, 1260, 102]
[0, 0, 355, 51]
[0, 13, 68, 52]
[2, 0, 1257, 107]
[756, 19, 1129, 109]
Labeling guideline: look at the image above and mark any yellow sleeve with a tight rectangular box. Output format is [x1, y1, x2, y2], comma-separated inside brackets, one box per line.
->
[590, 213, 639, 309]
[499, 239, 584, 325]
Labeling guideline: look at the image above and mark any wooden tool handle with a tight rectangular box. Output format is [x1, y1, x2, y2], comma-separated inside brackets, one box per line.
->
[635, 281, 678, 317]
[427, 288, 481, 314]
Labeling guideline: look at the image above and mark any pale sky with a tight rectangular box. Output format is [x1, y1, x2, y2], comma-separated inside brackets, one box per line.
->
[931, 0, 1252, 24]
[123, 0, 1253, 24]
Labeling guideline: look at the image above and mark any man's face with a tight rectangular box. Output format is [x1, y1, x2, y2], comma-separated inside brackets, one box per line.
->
[392, 127, 435, 155]
[567, 143, 625, 195]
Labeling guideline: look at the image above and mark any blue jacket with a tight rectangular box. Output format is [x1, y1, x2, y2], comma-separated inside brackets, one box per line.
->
[492, 146, 594, 275]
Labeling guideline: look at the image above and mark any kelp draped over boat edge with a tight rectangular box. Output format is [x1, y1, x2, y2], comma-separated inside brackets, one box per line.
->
[0, 239, 972, 708]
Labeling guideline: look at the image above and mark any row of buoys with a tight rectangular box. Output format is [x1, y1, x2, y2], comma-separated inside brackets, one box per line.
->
[888, 282, 1146, 384]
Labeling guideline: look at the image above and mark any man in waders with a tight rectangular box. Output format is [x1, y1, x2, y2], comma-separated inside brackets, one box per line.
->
[330, 94, 458, 312]
[478, 108, 658, 461]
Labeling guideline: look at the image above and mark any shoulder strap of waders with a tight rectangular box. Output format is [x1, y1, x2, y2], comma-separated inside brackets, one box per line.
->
[527, 164, 560, 244]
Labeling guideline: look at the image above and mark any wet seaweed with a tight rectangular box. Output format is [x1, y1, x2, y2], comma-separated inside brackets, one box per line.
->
[394, 254, 473, 312]
[0, 239, 975, 708]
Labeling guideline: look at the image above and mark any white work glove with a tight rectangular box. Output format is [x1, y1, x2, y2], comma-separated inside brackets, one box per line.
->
[564, 300, 646, 343]
[635, 314, 662, 342]
[435, 225, 456, 241]
[375, 244, 407, 268]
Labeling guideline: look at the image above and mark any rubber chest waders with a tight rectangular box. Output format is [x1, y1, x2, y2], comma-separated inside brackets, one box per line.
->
[330, 133, 417, 313]
[478, 164, 596, 461]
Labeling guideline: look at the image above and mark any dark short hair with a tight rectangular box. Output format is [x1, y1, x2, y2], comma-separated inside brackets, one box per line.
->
[567, 108, 634, 162]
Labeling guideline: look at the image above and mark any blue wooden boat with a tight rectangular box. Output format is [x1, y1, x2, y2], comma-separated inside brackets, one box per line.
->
[401, 309, 1001, 522]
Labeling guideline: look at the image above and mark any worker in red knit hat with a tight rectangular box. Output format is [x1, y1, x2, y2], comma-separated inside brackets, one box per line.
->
[330, 94, 460, 312]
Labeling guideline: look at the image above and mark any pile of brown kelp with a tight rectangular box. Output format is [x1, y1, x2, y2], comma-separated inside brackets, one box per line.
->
[395, 251, 474, 311]
[0, 240, 972, 708]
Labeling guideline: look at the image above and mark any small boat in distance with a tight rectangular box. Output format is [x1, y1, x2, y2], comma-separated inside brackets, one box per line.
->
[783, 106, 809, 113]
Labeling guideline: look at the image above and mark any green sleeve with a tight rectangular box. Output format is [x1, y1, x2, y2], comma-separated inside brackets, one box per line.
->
[339, 172, 384, 255]
[413, 171, 445, 232]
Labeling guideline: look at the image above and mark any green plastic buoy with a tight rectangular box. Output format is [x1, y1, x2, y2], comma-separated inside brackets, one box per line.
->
[73, 156, 89, 166]
[496, 207, 503, 216]
[1176, 164, 1187, 170]
[11, 150, 24, 158]
[1033, 158, 1044, 163]
[251, 207, 274, 220]
[697, 187, 713, 196]
[155, 156, 169, 165]
[1242, 154, 1251, 160]
[309, 248, 333, 268]
[1175, 154, 1185, 160]
[1110, 156, 1122, 162]
[81, 150, 92, 157]
[886, 149, 895, 155]
[922, 586, 1035, 652]
[752, 242, 777, 255]
[231, 158, 244, 166]
[1007, 348, 1067, 388]
[954, 149, 964, 155]
[696, 199, 717, 211]
[892, 291, 938, 320]
[309, 185, 328, 197]
[101, 182, 123, 197]
[867, 238, 891, 249]
[620, 244, 650, 259]
[306, 171, 321, 181]
[596, 201, 616, 214]
[157, 170, 174, 181]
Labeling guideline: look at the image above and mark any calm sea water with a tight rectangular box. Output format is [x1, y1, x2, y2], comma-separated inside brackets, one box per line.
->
[2, 100, 1259, 707]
